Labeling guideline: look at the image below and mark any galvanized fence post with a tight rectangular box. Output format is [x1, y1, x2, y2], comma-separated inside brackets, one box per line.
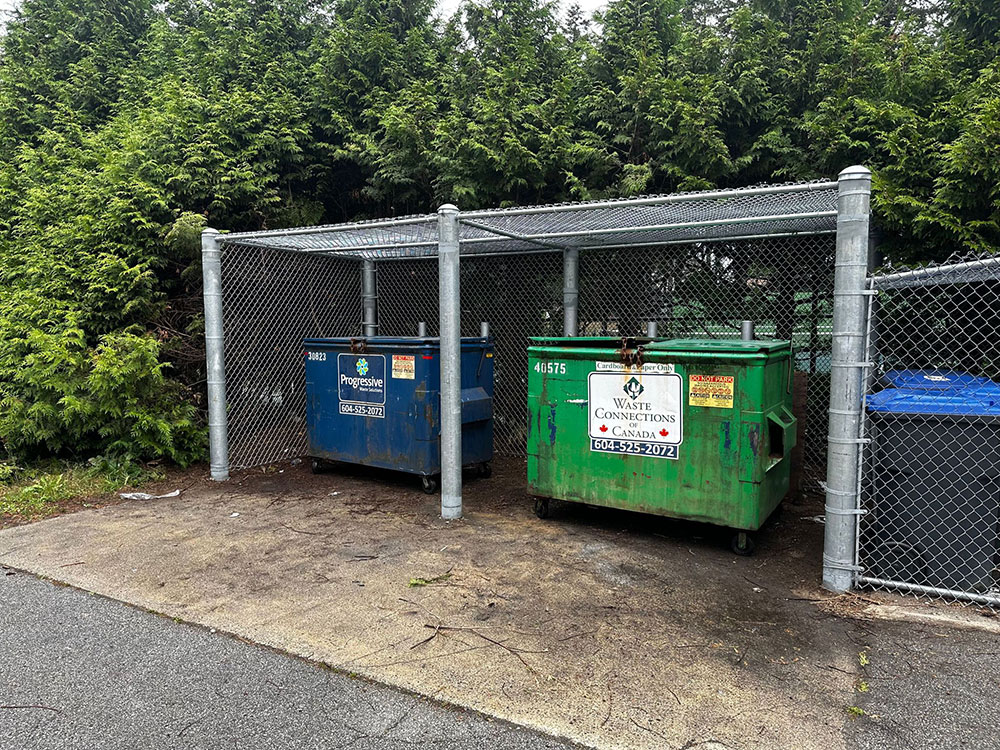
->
[563, 248, 579, 336]
[201, 228, 230, 481]
[438, 205, 463, 520]
[823, 166, 872, 593]
[362, 259, 378, 336]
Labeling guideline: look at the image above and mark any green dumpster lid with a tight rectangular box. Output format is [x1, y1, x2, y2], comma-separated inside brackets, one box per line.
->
[528, 336, 651, 347]
[645, 338, 790, 353]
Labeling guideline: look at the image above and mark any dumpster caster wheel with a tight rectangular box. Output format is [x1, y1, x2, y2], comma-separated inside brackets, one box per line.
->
[421, 476, 438, 495]
[533, 497, 550, 519]
[478, 462, 492, 479]
[730, 532, 755, 556]
[310, 459, 323, 474]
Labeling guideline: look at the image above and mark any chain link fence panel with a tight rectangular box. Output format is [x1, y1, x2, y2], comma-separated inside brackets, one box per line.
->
[375, 237, 835, 483]
[858, 252, 1000, 606]
[577, 236, 835, 487]
[220, 242, 361, 469]
[378, 253, 565, 456]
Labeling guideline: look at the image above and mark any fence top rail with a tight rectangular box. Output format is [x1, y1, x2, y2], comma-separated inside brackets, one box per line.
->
[871, 254, 1000, 289]
[219, 180, 839, 259]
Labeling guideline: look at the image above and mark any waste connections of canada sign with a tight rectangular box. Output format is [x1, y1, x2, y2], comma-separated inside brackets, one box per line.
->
[587, 368, 683, 459]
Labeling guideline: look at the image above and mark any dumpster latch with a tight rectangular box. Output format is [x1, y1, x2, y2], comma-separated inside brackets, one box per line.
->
[618, 337, 645, 369]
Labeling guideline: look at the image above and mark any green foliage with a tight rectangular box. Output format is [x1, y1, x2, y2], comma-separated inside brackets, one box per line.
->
[0, 455, 161, 519]
[86, 453, 163, 493]
[0, 0, 997, 464]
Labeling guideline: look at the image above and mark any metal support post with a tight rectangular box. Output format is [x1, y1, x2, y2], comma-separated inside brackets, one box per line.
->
[362, 259, 378, 337]
[417, 321, 428, 337]
[563, 248, 579, 336]
[438, 205, 463, 520]
[201, 229, 230, 481]
[823, 166, 872, 593]
[646, 321, 657, 338]
[741, 320, 755, 341]
[480, 321, 490, 338]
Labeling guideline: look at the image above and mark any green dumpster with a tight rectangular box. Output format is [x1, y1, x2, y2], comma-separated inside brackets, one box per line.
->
[526, 337, 796, 554]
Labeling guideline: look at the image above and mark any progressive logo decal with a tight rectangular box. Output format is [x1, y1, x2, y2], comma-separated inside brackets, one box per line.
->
[338, 354, 386, 417]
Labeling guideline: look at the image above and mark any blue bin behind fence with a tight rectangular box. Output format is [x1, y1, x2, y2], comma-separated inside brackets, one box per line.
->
[865, 371, 1000, 593]
[881, 368, 994, 391]
[304, 337, 494, 482]
[868, 386, 1000, 417]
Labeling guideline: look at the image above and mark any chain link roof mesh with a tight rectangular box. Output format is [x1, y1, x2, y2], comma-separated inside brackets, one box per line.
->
[222, 181, 838, 258]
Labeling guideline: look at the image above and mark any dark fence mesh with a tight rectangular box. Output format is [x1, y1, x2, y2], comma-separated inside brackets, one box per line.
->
[859, 253, 1000, 605]
[220, 235, 836, 487]
[220, 242, 361, 468]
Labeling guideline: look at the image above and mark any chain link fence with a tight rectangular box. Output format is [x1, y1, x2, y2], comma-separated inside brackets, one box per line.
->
[220, 237, 836, 483]
[213, 182, 839, 487]
[858, 252, 1000, 605]
[378, 252, 565, 456]
[220, 242, 361, 468]
[576, 237, 835, 486]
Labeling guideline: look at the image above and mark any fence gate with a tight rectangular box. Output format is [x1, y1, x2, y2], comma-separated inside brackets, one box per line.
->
[856, 253, 1000, 606]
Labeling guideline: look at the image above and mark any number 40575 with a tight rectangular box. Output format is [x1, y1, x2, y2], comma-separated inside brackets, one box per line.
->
[534, 361, 566, 374]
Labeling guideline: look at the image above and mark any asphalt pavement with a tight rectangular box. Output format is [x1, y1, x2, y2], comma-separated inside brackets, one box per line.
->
[848, 614, 1000, 750]
[0, 570, 576, 750]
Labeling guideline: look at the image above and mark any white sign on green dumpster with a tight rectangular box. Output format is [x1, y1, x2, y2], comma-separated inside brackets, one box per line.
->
[587, 371, 683, 459]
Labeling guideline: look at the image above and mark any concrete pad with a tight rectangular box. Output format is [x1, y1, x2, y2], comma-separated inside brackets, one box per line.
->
[0, 460, 860, 749]
[861, 602, 1000, 635]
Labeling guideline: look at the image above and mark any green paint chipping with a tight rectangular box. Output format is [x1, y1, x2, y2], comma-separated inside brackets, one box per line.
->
[527, 337, 796, 533]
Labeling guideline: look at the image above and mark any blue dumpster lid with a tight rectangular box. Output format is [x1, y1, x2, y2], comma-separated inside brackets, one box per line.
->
[881, 369, 992, 390]
[868, 386, 1000, 416]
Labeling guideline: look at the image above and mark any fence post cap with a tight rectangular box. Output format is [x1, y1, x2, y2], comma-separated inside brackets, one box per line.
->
[437, 204, 459, 214]
[839, 165, 872, 180]
[201, 227, 221, 251]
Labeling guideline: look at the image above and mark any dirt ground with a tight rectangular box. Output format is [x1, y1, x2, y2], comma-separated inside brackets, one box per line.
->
[0, 458, 929, 749]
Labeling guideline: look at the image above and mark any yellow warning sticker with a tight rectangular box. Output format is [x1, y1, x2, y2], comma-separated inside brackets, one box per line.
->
[689, 374, 734, 408]
[391, 354, 415, 380]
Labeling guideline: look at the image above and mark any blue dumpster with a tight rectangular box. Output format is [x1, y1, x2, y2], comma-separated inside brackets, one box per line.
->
[863, 377, 1000, 592]
[304, 336, 494, 493]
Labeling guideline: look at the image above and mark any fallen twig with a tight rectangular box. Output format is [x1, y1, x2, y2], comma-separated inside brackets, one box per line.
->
[558, 629, 598, 642]
[601, 681, 613, 727]
[410, 623, 442, 650]
[424, 624, 546, 671]
[665, 684, 682, 706]
[630, 717, 670, 743]
[1, 704, 61, 714]
[279, 522, 322, 536]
